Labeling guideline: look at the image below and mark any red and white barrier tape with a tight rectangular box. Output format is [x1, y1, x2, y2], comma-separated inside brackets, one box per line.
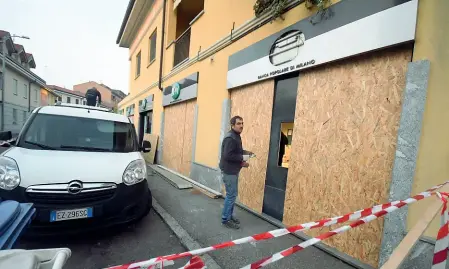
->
[242, 188, 445, 269]
[105, 181, 449, 269]
[432, 192, 449, 269]
[180, 256, 206, 269]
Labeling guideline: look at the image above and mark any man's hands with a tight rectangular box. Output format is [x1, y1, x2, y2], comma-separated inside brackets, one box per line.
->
[242, 161, 250, 168]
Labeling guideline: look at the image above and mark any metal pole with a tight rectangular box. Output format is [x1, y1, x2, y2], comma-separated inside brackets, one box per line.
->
[1, 37, 6, 131]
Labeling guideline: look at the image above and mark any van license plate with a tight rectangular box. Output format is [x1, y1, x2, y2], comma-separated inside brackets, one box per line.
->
[50, 208, 93, 222]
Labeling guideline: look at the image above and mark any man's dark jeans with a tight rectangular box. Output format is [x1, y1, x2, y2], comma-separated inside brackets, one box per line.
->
[221, 172, 239, 223]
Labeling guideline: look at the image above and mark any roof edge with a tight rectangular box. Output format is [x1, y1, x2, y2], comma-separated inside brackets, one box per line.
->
[116, 0, 136, 44]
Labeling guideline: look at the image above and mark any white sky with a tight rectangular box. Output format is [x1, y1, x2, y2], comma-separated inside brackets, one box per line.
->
[0, 0, 130, 93]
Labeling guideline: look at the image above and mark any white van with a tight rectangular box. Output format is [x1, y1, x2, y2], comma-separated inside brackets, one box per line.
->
[0, 103, 152, 236]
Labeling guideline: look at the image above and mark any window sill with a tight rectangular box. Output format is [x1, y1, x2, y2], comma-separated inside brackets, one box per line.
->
[147, 58, 156, 68]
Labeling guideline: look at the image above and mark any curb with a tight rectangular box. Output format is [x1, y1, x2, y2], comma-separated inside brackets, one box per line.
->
[152, 198, 222, 269]
[236, 201, 374, 269]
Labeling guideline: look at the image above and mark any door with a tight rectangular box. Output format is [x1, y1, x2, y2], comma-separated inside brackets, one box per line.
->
[139, 110, 153, 145]
[139, 112, 145, 146]
[262, 72, 299, 221]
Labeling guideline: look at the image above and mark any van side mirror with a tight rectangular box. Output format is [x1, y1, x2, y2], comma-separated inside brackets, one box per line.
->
[0, 131, 14, 148]
[141, 140, 151, 153]
[0, 131, 12, 141]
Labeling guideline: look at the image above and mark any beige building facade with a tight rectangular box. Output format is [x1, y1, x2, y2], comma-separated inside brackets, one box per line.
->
[116, 0, 448, 267]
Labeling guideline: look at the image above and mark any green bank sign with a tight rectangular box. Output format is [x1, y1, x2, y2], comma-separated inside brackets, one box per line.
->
[162, 72, 199, 107]
[171, 83, 181, 100]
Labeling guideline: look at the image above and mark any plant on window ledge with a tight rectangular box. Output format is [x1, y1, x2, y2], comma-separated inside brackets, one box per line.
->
[306, 0, 333, 25]
[254, 0, 332, 24]
[254, 0, 289, 22]
[305, 0, 331, 11]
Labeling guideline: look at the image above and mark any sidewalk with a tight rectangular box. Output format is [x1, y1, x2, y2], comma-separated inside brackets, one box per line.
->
[147, 171, 357, 269]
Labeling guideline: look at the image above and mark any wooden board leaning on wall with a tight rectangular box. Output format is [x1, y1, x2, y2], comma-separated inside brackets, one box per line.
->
[142, 134, 159, 164]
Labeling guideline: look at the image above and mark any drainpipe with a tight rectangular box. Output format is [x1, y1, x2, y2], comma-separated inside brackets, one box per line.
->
[28, 80, 32, 112]
[158, 0, 167, 91]
[1, 37, 6, 131]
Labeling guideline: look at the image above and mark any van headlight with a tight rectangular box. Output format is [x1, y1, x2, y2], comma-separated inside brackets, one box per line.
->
[0, 157, 21, 190]
[122, 159, 147, 185]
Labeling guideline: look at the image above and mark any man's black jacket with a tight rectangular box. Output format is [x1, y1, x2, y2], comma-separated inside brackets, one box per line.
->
[85, 88, 102, 106]
[219, 130, 243, 175]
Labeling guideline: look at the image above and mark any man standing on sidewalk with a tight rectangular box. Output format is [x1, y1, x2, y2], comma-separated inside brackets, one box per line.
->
[219, 116, 250, 229]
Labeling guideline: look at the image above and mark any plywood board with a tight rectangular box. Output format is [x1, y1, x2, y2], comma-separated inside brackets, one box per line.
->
[163, 102, 186, 173]
[142, 134, 159, 164]
[230, 79, 274, 213]
[282, 48, 412, 267]
[179, 101, 195, 177]
[162, 100, 196, 177]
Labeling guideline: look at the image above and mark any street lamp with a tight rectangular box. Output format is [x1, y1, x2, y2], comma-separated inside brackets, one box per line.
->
[11, 35, 30, 41]
[1, 34, 30, 131]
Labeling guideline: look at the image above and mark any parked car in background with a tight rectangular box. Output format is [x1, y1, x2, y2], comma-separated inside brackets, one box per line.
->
[0, 103, 152, 236]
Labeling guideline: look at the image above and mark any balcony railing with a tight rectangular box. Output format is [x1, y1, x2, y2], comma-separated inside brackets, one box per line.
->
[173, 27, 191, 68]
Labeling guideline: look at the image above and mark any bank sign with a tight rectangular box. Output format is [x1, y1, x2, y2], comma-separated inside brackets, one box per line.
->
[162, 72, 199, 107]
[171, 83, 181, 100]
[139, 94, 154, 112]
[226, 0, 418, 89]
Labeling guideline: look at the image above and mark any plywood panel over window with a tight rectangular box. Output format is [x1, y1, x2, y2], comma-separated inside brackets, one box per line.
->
[282, 48, 412, 267]
[163, 100, 196, 177]
[230, 79, 274, 213]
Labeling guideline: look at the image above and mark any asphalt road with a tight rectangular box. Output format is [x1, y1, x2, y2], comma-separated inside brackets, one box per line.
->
[16, 210, 188, 269]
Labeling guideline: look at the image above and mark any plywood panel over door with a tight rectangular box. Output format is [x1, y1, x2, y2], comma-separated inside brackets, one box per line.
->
[283, 48, 412, 267]
[163, 100, 196, 177]
[180, 101, 195, 176]
[230, 80, 274, 213]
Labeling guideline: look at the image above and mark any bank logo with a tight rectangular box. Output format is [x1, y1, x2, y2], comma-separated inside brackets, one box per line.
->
[257, 30, 314, 81]
[269, 30, 305, 66]
[171, 83, 181, 100]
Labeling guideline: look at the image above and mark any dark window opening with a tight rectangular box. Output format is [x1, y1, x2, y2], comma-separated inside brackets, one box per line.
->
[149, 29, 157, 64]
[173, 0, 204, 67]
[136, 51, 141, 78]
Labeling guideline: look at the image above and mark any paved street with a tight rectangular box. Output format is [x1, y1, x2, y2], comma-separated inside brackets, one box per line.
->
[16, 210, 188, 269]
[148, 173, 356, 269]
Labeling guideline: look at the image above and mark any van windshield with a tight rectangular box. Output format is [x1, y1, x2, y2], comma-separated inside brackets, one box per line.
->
[19, 114, 138, 153]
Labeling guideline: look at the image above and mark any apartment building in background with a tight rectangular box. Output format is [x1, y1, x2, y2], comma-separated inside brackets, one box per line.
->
[73, 81, 126, 110]
[47, 85, 86, 105]
[40, 87, 60, 106]
[116, 0, 448, 267]
[0, 30, 46, 134]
